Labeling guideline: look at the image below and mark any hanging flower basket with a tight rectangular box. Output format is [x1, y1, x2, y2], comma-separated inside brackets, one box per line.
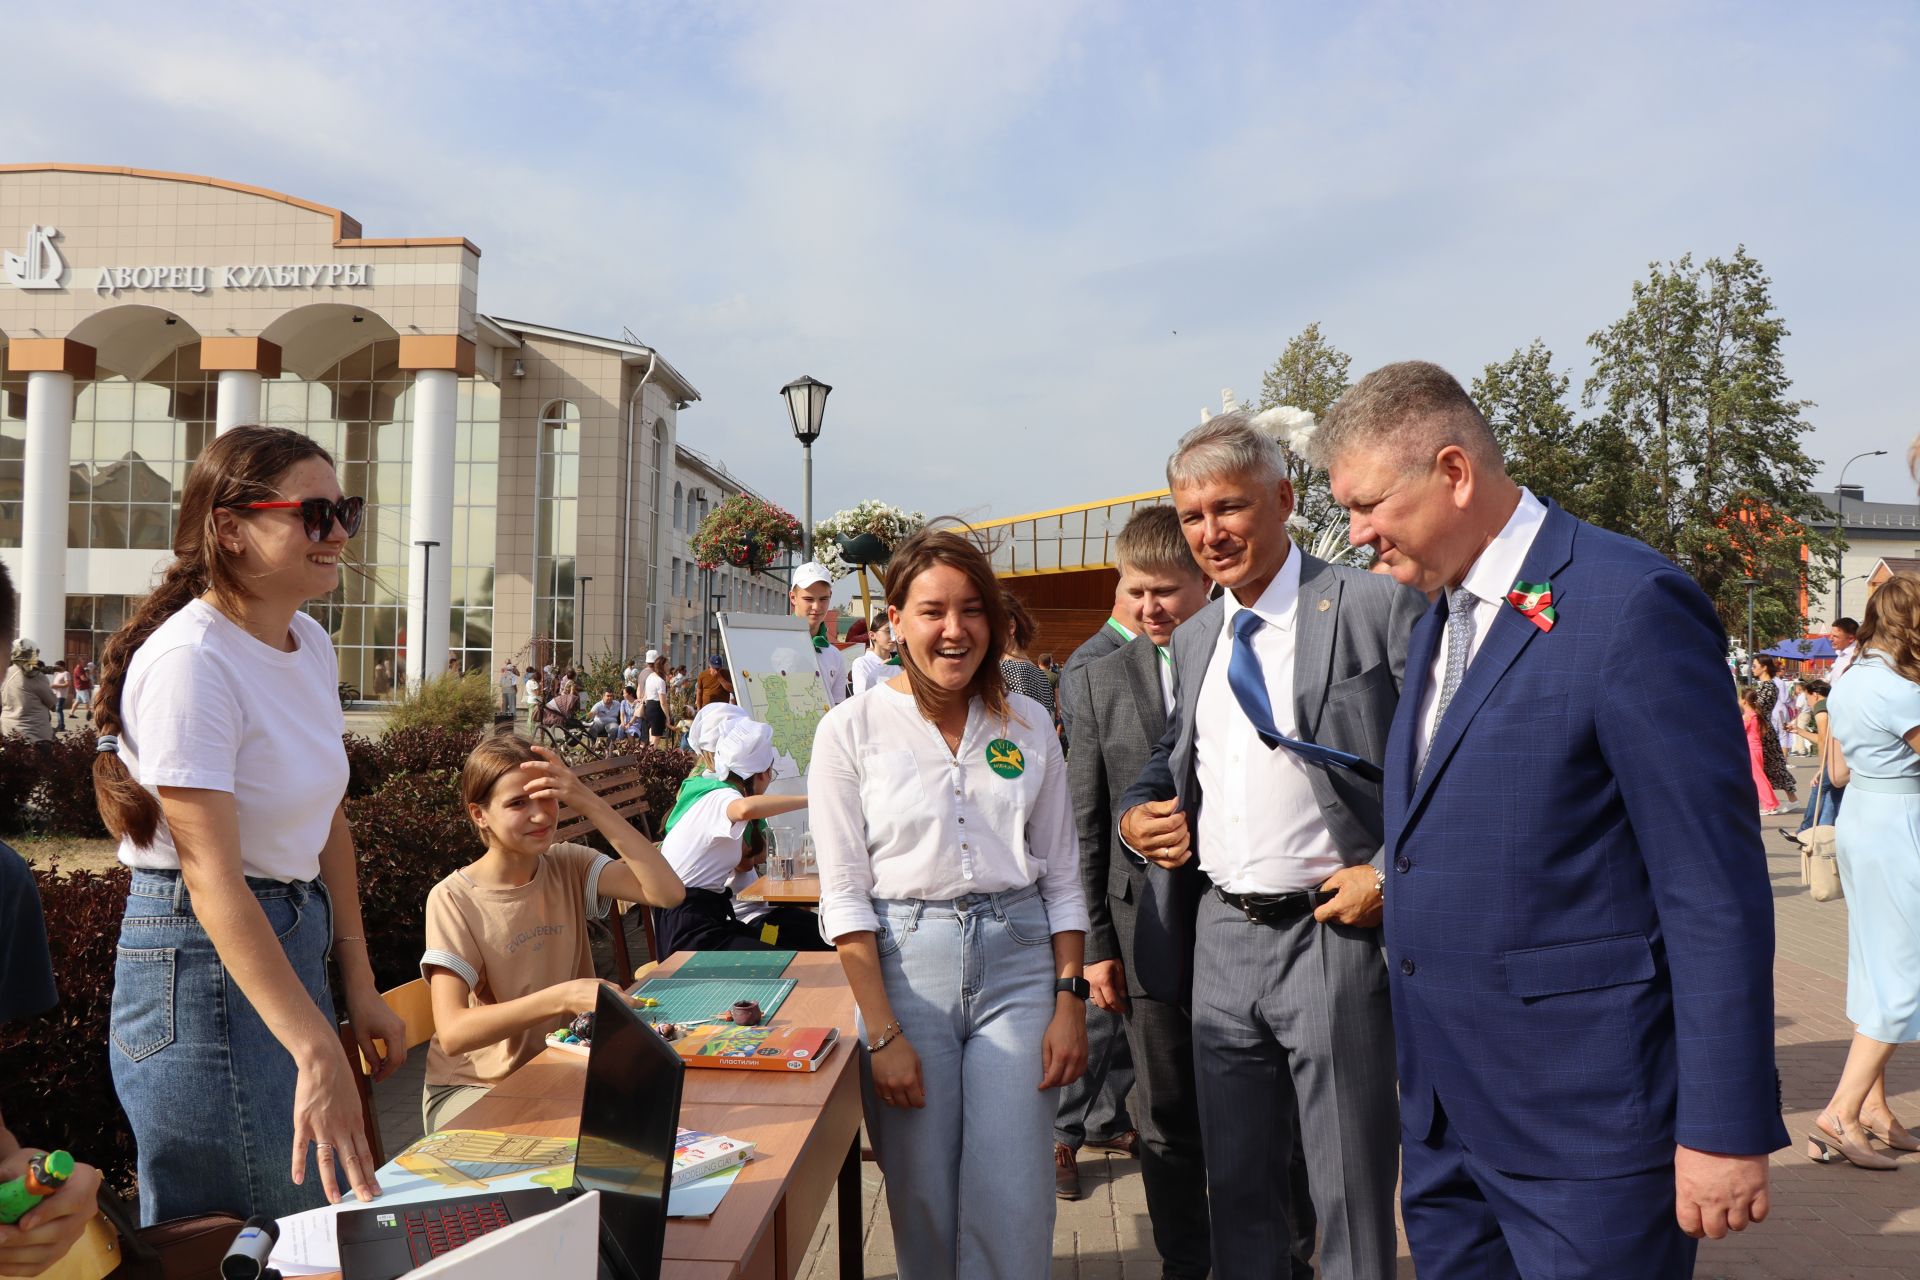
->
[812, 502, 925, 579]
[836, 532, 891, 566]
[690, 495, 803, 572]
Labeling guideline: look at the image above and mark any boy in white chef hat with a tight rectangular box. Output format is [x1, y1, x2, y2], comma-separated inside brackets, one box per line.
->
[653, 720, 827, 953]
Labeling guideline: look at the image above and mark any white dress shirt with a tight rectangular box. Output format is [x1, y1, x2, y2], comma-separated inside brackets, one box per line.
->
[849, 650, 895, 695]
[808, 685, 1088, 941]
[1831, 642, 1859, 683]
[1193, 547, 1345, 894]
[1415, 488, 1549, 760]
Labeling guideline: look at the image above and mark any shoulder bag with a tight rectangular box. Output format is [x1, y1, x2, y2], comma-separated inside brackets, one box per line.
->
[1802, 734, 1844, 903]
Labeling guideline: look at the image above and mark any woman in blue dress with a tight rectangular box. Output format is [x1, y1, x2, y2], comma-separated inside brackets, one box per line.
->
[1815, 575, 1920, 1170]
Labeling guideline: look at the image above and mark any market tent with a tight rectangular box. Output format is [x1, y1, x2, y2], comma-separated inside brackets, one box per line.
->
[1758, 637, 1837, 661]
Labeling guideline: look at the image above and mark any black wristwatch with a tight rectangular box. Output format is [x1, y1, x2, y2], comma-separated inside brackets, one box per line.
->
[1055, 977, 1090, 1000]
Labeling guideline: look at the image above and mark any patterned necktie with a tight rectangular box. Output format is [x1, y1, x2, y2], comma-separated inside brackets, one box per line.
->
[1228, 608, 1283, 747]
[1420, 586, 1478, 775]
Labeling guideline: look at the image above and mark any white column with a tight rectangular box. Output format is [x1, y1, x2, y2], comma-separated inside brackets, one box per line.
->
[20, 371, 75, 654]
[215, 369, 263, 435]
[405, 369, 458, 687]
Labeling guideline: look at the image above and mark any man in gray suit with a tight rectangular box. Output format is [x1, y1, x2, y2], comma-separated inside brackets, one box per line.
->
[1052, 571, 1147, 1197]
[1119, 411, 1425, 1280]
[1061, 503, 1216, 1274]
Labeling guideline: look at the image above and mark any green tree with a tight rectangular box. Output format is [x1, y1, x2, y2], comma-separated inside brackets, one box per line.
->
[1584, 248, 1834, 645]
[1472, 340, 1636, 530]
[1257, 322, 1351, 526]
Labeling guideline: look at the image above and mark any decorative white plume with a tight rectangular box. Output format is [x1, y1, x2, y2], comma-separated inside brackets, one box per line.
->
[1251, 404, 1317, 455]
[1221, 388, 1240, 412]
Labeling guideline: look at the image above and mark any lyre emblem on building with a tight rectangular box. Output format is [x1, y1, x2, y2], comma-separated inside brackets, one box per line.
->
[3, 225, 65, 290]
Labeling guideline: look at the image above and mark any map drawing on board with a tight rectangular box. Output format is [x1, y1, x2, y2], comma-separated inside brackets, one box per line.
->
[717, 613, 831, 780]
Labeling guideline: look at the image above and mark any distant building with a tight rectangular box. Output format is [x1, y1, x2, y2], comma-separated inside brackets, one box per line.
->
[0, 164, 782, 692]
[1804, 487, 1920, 629]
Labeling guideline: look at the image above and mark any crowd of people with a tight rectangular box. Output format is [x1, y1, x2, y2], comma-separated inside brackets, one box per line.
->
[5, 356, 1920, 1279]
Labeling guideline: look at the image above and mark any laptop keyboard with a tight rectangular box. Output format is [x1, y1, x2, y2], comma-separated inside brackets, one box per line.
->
[405, 1198, 512, 1262]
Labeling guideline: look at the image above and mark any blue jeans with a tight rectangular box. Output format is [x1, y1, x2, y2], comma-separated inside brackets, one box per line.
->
[1800, 771, 1845, 833]
[862, 885, 1061, 1279]
[110, 869, 337, 1224]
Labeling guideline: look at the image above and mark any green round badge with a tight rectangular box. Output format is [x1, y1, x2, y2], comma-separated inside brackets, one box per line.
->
[985, 738, 1026, 778]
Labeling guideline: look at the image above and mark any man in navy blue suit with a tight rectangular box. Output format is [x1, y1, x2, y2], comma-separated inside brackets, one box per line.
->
[1315, 362, 1788, 1279]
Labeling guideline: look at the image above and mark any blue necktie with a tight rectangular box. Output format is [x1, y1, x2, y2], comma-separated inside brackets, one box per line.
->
[1228, 608, 1383, 784]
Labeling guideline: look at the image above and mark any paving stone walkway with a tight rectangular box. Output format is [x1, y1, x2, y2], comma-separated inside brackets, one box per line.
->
[369, 757, 1920, 1276]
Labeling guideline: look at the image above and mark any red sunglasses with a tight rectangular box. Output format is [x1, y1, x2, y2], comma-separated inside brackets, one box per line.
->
[227, 495, 366, 542]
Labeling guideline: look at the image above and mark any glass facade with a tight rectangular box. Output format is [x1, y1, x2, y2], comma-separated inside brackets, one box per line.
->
[532, 400, 581, 669]
[0, 339, 500, 693]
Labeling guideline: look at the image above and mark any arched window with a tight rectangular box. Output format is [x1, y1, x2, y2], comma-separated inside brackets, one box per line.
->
[673, 481, 684, 530]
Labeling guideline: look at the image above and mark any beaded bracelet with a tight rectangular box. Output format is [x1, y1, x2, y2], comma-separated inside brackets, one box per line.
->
[864, 1020, 904, 1053]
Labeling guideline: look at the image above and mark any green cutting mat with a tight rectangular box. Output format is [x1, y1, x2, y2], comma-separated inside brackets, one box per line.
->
[629, 977, 797, 1026]
[674, 951, 796, 981]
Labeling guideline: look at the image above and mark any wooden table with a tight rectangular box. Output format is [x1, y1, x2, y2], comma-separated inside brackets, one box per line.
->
[317, 952, 863, 1280]
[737, 875, 821, 905]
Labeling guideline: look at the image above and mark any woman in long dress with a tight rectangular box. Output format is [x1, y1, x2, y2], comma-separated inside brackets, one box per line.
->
[1748, 657, 1798, 805]
[1810, 576, 1920, 1170]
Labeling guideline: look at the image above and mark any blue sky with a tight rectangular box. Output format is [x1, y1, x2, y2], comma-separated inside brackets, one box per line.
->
[16, 1, 1920, 522]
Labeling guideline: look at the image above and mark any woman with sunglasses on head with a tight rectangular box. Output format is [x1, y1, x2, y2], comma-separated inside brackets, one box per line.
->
[809, 527, 1089, 1278]
[92, 425, 407, 1225]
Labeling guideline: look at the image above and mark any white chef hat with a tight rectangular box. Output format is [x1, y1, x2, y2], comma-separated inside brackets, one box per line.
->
[714, 719, 776, 780]
[791, 562, 833, 590]
[690, 701, 747, 754]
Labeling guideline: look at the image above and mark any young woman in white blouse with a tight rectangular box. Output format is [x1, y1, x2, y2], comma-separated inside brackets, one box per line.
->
[810, 528, 1089, 1277]
[90, 426, 407, 1223]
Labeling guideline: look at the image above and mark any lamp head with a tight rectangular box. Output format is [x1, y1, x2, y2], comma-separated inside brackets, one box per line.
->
[781, 375, 832, 445]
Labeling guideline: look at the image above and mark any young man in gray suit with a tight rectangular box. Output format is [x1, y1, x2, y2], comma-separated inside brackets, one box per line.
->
[1060, 504, 1216, 1275]
[1120, 412, 1426, 1280]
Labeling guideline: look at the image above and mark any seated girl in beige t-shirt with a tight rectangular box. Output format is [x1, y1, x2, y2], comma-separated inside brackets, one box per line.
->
[418, 735, 686, 1132]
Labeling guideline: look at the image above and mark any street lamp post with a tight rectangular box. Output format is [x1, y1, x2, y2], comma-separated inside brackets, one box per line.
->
[575, 575, 593, 665]
[781, 375, 832, 560]
[413, 539, 440, 686]
[1833, 450, 1889, 623]
[1741, 576, 1759, 670]
[708, 578, 728, 666]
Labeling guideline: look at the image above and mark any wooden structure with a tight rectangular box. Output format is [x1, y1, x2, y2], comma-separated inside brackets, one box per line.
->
[972, 488, 1172, 660]
[325, 951, 863, 1280]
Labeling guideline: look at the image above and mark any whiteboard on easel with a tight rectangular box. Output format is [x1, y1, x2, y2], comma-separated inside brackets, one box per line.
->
[715, 612, 830, 782]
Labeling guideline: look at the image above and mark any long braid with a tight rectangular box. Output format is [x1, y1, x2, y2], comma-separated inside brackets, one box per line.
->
[91, 559, 207, 846]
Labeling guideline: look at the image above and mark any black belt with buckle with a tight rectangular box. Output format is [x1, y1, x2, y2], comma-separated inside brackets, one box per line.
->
[1214, 886, 1333, 927]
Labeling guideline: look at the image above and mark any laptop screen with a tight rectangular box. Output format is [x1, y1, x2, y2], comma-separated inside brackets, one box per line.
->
[574, 983, 684, 1280]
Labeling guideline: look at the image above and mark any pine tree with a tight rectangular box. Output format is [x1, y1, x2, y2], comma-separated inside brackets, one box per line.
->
[1256, 322, 1351, 526]
[1472, 340, 1636, 530]
[1583, 248, 1834, 644]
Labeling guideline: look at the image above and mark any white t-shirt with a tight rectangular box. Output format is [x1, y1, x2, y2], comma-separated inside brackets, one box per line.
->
[117, 599, 349, 882]
[660, 789, 747, 892]
[644, 671, 668, 705]
[816, 641, 848, 708]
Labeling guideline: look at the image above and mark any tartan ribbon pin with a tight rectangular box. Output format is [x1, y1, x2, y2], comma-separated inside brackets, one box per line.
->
[1507, 579, 1557, 632]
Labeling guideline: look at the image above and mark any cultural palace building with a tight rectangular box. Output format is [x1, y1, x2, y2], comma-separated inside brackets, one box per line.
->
[0, 164, 786, 695]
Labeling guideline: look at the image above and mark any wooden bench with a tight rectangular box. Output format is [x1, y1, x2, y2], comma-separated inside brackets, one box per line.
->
[554, 754, 657, 979]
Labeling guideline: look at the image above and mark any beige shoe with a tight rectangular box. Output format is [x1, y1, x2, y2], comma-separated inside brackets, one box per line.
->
[1809, 1114, 1901, 1170]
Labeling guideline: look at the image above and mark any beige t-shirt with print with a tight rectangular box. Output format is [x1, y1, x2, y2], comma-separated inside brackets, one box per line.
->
[420, 842, 613, 1089]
